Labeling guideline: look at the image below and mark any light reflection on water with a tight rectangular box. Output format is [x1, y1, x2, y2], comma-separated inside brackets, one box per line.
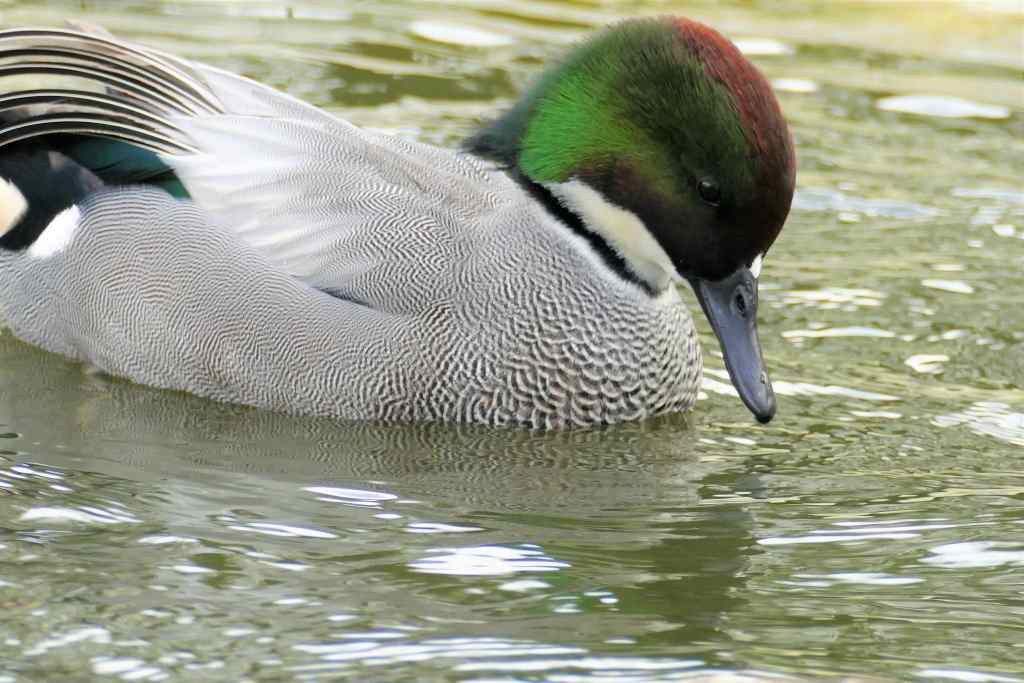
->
[792, 188, 941, 219]
[934, 402, 1024, 447]
[876, 94, 1011, 120]
[0, 0, 1022, 681]
[409, 544, 570, 576]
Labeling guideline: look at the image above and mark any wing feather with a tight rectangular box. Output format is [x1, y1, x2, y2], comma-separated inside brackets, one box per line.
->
[0, 26, 501, 299]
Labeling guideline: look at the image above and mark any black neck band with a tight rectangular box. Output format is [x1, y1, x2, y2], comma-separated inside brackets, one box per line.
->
[516, 176, 656, 297]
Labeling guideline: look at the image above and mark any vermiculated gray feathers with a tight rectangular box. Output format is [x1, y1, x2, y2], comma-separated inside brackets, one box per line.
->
[0, 28, 703, 428]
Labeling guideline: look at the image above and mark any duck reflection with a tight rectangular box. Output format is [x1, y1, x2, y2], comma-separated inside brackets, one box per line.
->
[0, 337, 756, 657]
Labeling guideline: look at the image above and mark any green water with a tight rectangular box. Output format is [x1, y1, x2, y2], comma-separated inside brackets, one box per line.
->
[1, 1, 1022, 681]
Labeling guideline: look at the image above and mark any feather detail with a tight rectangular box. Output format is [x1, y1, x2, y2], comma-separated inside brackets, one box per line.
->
[0, 27, 221, 155]
[0, 26, 499, 294]
[0, 28, 221, 114]
[0, 177, 27, 235]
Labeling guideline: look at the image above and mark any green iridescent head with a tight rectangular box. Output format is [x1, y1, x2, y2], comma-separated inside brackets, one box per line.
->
[467, 16, 797, 423]
[467, 15, 796, 283]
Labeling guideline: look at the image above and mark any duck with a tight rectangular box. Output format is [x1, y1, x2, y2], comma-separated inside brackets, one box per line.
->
[0, 17, 795, 429]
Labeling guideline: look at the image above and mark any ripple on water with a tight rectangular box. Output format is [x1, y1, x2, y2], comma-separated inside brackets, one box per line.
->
[782, 572, 923, 587]
[921, 279, 975, 294]
[917, 669, 1024, 683]
[772, 78, 819, 94]
[953, 187, 1024, 205]
[782, 326, 896, 340]
[759, 518, 965, 546]
[793, 188, 941, 219]
[905, 354, 950, 374]
[2, 461, 145, 528]
[454, 655, 704, 675]
[409, 544, 570, 576]
[849, 410, 903, 419]
[733, 38, 793, 56]
[409, 20, 516, 47]
[774, 382, 900, 402]
[923, 541, 1024, 569]
[23, 626, 112, 657]
[933, 402, 1024, 446]
[702, 368, 900, 403]
[227, 522, 338, 539]
[91, 656, 165, 680]
[991, 224, 1019, 238]
[137, 535, 198, 545]
[291, 636, 584, 663]
[499, 578, 551, 593]
[304, 485, 399, 508]
[287, 636, 718, 681]
[17, 505, 140, 525]
[403, 522, 483, 534]
[876, 94, 1011, 120]
[777, 287, 886, 311]
[0, 462, 69, 493]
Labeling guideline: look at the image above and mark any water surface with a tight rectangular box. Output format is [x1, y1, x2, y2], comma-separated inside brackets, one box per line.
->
[0, 1, 1022, 681]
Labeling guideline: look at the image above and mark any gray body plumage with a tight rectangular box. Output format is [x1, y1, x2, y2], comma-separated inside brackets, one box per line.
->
[0, 29, 702, 428]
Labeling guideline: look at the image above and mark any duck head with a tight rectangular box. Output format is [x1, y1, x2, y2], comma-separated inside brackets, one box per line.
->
[467, 16, 796, 424]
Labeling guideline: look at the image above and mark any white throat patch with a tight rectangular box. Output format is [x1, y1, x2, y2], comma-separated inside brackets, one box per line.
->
[545, 179, 678, 293]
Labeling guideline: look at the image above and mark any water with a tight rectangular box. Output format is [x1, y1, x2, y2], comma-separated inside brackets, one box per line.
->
[1, 1, 1022, 681]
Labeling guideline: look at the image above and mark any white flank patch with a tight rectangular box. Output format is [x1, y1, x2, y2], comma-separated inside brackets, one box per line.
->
[0, 177, 27, 237]
[545, 179, 677, 293]
[28, 206, 81, 259]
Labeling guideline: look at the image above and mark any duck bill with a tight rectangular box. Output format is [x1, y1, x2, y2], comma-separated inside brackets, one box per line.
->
[689, 268, 777, 424]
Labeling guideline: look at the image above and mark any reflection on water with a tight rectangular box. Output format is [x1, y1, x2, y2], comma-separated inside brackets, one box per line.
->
[409, 545, 570, 576]
[793, 188, 941, 219]
[0, 339, 762, 680]
[0, 0, 1022, 681]
[934, 402, 1024, 446]
[876, 94, 1011, 120]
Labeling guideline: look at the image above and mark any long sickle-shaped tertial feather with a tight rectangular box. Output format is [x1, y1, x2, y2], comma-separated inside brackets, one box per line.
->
[0, 90, 198, 155]
[0, 28, 224, 154]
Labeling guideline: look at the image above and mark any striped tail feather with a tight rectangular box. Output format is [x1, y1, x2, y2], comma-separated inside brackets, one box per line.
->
[0, 26, 224, 250]
[0, 24, 406, 287]
[0, 27, 223, 156]
[0, 90, 197, 155]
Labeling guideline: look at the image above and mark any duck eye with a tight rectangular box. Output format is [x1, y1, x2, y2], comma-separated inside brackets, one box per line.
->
[697, 179, 722, 206]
